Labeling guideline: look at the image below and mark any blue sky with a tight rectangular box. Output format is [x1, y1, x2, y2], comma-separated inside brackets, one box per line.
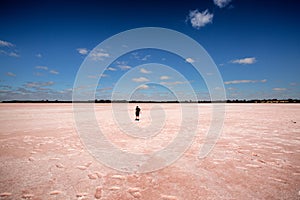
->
[0, 0, 299, 101]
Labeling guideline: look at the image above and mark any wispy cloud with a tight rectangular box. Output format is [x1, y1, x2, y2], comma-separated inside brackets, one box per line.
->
[160, 81, 189, 86]
[89, 49, 109, 61]
[273, 87, 286, 91]
[140, 68, 151, 74]
[0, 40, 14, 47]
[24, 81, 54, 88]
[0, 40, 19, 57]
[107, 67, 117, 71]
[132, 77, 149, 82]
[119, 65, 131, 70]
[138, 84, 149, 89]
[6, 72, 16, 77]
[49, 70, 59, 75]
[231, 57, 257, 64]
[8, 52, 19, 57]
[0, 50, 19, 57]
[213, 0, 232, 8]
[97, 87, 113, 92]
[77, 48, 89, 55]
[141, 55, 151, 61]
[86, 74, 107, 79]
[36, 66, 48, 70]
[224, 79, 267, 84]
[185, 57, 195, 63]
[160, 76, 170, 80]
[188, 9, 213, 29]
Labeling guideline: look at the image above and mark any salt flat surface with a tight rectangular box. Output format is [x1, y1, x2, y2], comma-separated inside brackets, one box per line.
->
[0, 103, 299, 199]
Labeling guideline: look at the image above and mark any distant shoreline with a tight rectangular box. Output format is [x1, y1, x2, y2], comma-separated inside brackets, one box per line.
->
[1, 99, 300, 104]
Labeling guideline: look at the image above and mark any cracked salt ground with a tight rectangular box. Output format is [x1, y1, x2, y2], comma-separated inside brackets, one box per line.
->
[0, 103, 299, 199]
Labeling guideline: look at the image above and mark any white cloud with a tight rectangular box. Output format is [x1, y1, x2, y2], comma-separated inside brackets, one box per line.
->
[160, 81, 188, 86]
[132, 77, 149, 82]
[25, 81, 54, 88]
[90, 49, 110, 61]
[213, 0, 232, 8]
[36, 66, 48, 70]
[77, 48, 89, 55]
[140, 68, 151, 74]
[138, 84, 149, 89]
[188, 9, 213, 29]
[88, 74, 107, 78]
[231, 57, 257, 64]
[224, 79, 267, 85]
[8, 52, 19, 57]
[0, 40, 14, 47]
[0, 50, 19, 57]
[6, 72, 16, 77]
[141, 55, 151, 61]
[273, 88, 286, 91]
[0, 40, 19, 57]
[119, 65, 131, 70]
[160, 76, 170, 80]
[50, 70, 59, 75]
[185, 57, 195, 63]
[107, 67, 117, 71]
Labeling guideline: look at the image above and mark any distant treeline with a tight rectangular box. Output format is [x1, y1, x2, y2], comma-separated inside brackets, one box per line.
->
[1, 99, 300, 103]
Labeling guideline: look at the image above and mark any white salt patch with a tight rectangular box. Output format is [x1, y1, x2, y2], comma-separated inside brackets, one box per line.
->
[245, 164, 261, 168]
[76, 165, 87, 170]
[161, 194, 178, 200]
[111, 174, 126, 180]
[109, 186, 120, 191]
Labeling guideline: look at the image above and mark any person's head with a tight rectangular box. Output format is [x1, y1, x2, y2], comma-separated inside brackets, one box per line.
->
[136, 106, 139, 108]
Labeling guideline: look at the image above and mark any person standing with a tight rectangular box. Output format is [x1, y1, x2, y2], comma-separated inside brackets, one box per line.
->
[135, 106, 141, 121]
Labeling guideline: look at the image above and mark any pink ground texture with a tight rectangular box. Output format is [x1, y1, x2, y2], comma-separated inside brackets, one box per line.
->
[0, 103, 299, 200]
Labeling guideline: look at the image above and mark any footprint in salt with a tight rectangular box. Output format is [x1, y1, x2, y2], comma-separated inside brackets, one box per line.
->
[76, 165, 87, 170]
[28, 157, 35, 161]
[94, 171, 102, 178]
[21, 193, 34, 199]
[88, 173, 98, 180]
[49, 190, 62, 195]
[128, 187, 142, 199]
[55, 163, 64, 168]
[76, 192, 88, 200]
[0, 192, 12, 197]
[94, 186, 102, 199]
[84, 161, 92, 167]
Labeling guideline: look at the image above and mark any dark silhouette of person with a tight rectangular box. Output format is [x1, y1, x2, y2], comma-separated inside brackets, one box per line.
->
[135, 106, 141, 121]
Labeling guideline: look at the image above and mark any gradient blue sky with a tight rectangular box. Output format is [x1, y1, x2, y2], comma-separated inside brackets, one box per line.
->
[0, 0, 299, 101]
